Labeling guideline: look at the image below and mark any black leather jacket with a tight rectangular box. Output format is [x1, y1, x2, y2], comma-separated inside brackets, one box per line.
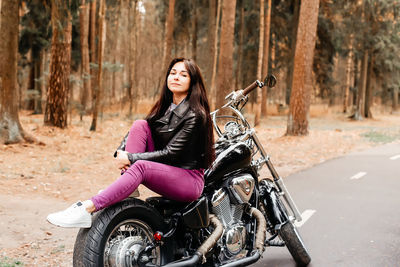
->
[116, 101, 206, 170]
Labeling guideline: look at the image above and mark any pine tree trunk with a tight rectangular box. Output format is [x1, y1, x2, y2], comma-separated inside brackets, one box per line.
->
[393, 87, 399, 112]
[285, 0, 300, 105]
[235, 0, 244, 90]
[33, 53, 42, 114]
[90, 0, 106, 131]
[162, 0, 176, 68]
[261, 0, 272, 117]
[0, 0, 33, 144]
[79, 0, 91, 120]
[354, 50, 368, 120]
[215, 0, 237, 110]
[286, 0, 320, 136]
[207, 0, 216, 87]
[89, 0, 97, 115]
[210, 0, 221, 109]
[128, 0, 138, 116]
[364, 54, 373, 118]
[343, 36, 354, 113]
[254, 0, 265, 126]
[45, 1, 72, 129]
[192, 1, 198, 61]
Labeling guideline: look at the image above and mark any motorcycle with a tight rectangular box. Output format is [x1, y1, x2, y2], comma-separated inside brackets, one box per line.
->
[73, 75, 311, 267]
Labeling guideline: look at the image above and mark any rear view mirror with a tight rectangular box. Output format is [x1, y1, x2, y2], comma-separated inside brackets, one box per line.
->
[264, 74, 276, 88]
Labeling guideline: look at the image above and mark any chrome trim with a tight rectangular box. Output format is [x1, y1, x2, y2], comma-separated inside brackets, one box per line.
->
[230, 175, 255, 204]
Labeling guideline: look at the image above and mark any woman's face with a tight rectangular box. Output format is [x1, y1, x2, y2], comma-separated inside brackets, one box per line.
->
[167, 61, 191, 103]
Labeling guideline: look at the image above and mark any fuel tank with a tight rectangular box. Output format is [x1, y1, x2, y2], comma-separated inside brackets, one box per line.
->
[204, 142, 252, 186]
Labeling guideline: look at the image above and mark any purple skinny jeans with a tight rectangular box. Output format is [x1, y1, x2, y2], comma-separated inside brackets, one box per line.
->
[91, 120, 204, 211]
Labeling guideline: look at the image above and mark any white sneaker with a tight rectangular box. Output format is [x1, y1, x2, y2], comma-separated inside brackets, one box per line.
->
[47, 201, 92, 228]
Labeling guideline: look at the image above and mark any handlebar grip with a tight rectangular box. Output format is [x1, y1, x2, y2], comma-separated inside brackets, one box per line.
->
[242, 81, 260, 96]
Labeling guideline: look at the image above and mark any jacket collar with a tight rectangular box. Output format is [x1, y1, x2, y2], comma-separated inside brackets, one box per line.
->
[155, 100, 190, 124]
[172, 99, 190, 118]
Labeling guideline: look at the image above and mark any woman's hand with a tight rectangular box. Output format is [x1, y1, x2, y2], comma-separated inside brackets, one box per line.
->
[115, 150, 130, 171]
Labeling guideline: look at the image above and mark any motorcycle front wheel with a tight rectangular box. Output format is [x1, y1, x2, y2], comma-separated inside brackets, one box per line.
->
[73, 198, 169, 267]
[279, 217, 311, 266]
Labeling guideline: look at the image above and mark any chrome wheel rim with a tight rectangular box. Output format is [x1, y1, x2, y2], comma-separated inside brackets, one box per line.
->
[104, 219, 160, 267]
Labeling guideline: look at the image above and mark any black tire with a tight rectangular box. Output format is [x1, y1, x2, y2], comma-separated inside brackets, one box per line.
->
[73, 198, 169, 267]
[279, 221, 311, 266]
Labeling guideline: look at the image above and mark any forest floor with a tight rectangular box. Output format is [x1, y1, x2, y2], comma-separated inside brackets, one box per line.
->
[0, 108, 400, 266]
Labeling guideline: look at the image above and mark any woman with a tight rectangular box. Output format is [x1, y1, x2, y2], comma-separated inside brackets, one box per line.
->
[47, 58, 215, 228]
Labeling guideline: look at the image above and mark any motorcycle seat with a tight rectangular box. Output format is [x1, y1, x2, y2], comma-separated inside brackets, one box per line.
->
[146, 197, 189, 215]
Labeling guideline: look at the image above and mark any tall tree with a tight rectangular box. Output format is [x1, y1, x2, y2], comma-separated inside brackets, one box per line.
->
[254, 0, 265, 126]
[210, 0, 221, 109]
[0, 0, 33, 143]
[285, 0, 300, 105]
[89, 0, 96, 113]
[162, 0, 176, 68]
[215, 0, 237, 109]
[234, 0, 245, 90]
[79, 0, 90, 120]
[90, 0, 106, 131]
[128, 0, 138, 116]
[261, 0, 272, 116]
[207, 0, 217, 87]
[44, 1, 73, 128]
[286, 0, 320, 136]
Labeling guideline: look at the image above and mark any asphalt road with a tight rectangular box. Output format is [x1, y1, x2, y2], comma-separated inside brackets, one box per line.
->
[252, 142, 400, 267]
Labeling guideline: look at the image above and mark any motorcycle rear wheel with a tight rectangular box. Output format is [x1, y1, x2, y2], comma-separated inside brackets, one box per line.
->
[73, 198, 168, 267]
[279, 220, 311, 266]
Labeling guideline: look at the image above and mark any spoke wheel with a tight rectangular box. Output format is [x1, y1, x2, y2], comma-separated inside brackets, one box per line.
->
[104, 219, 160, 267]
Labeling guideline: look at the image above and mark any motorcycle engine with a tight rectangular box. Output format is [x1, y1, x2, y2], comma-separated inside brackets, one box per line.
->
[211, 175, 255, 258]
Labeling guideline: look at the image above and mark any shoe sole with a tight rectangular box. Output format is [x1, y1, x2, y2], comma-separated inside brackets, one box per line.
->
[46, 216, 91, 228]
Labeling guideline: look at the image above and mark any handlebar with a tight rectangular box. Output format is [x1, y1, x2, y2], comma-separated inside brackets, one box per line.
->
[242, 80, 263, 96]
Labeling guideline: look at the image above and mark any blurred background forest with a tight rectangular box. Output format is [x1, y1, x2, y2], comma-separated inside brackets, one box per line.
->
[1, 0, 400, 144]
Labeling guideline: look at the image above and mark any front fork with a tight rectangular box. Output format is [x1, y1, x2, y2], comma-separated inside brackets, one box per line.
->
[265, 160, 303, 222]
[251, 133, 302, 222]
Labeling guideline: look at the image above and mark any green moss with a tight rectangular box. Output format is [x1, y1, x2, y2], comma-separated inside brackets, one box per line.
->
[0, 257, 24, 267]
[361, 131, 398, 143]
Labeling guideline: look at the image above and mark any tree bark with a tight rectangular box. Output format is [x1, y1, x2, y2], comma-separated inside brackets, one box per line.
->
[191, 0, 198, 61]
[353, 50, 368, 120]
[89, 0, 97, 115]
[79, 0, 91, 120]
[286, 0, 320, 136]
[254, 0, 265, 126]
[210, 0, 221, 109]
[0, 0, 33, 144]
[128, 0, 138, 116]
[393, 87, 399, 112]
[207, 0, 217, 87]
[285, 0, 300, 105]
[45, 1, 72, 128]
[90, 0, 106, 131]
[343, 35, 354, 113]
[261, 0, 272, 116]
[215, 0, 237, 110]
[364, 54, 373, 118]
[162, 0, 176, 69]
[235, 0, 244, 91]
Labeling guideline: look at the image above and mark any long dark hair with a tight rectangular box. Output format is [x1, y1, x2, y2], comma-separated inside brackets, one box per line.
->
[146, 58, 215, 168]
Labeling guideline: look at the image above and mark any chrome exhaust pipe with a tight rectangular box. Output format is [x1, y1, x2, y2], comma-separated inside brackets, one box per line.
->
[162, 214, 223, 267]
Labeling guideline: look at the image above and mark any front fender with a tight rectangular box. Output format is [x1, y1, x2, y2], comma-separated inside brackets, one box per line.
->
[259, 179, 289, 228]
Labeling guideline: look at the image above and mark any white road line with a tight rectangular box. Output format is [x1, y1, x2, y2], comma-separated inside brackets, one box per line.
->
[390, 154, 400, 160]
[294, 209, 316, 228]
[350, 172, 367, 180]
